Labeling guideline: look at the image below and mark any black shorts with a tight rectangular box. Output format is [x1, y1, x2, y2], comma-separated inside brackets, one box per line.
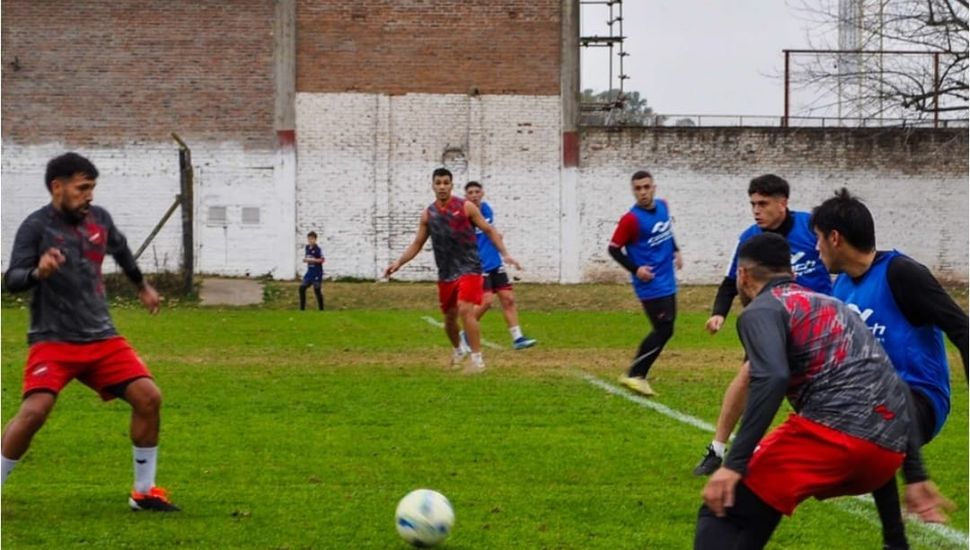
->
[483, 267, 512, 293]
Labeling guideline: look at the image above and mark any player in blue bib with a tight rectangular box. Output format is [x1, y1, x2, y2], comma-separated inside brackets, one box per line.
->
[811, 188, 967, 549]
[608, 170, 682, 397]
[694, 174, 835, 476]
[463, 181, 536, 350]
[299, 231, 325, 311]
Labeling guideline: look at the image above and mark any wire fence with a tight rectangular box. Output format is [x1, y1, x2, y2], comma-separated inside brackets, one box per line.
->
[579, 111, 969, 128]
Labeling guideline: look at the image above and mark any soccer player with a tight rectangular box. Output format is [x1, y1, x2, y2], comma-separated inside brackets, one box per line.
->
[1, 152, 179, 511]
[384, 168, 520, 372]
[462, 181, 537, 350]
[694, 174, 832, 475]
[694, 233, 948, 549]
[811, 188, 968, 550]
[299, 231, 325, 311]
[608, 170, 682, 396]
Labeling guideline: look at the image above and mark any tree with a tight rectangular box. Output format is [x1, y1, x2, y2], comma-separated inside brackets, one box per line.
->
[579, 88, 664, 126]
[790, 0, 968, 122]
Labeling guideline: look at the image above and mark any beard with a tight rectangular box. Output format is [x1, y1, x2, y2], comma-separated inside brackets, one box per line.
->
[63, 204, 89, 224]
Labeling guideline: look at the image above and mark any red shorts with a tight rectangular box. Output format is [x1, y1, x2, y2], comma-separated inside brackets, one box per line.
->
[743, 414, 904, 516]
[437, 274, 484, 313]
[23, 337, 153, 401]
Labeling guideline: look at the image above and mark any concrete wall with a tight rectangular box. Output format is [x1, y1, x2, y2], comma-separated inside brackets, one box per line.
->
[578, 127, 969, 283]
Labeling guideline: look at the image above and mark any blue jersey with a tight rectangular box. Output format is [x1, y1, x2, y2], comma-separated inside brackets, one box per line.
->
[474, 202, 503, 272]
[726, 211, 832, 294]
[303, 244, 323, 282]
[617, 200, 677, 300]
[833, 250, 950, 436]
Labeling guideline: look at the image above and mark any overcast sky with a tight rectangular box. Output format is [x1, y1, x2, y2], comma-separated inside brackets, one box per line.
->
[581, 1, 813, 117]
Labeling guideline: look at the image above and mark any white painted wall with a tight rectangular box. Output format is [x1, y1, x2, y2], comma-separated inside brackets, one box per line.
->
[295, 92, 563, 283]
[1, 143, 294, 279]
[577, 169, 970, 284]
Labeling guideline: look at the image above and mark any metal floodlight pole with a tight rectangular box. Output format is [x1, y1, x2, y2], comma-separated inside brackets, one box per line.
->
[933, 52, 940, 128]
[784, 50, 791, 128]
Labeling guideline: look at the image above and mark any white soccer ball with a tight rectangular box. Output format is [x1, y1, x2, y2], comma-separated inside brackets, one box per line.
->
[394, 489, 455, 547]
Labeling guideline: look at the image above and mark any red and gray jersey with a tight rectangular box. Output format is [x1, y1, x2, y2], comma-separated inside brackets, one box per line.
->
[725, 278, 913, 474]
[426, 197, 481, 282]
[4, 204, 144, 345]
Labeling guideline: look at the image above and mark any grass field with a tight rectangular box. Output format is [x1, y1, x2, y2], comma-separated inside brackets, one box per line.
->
[1, 282, 967, 549]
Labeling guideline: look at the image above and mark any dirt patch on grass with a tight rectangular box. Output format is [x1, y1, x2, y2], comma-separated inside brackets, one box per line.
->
[262, 281, 729, 315]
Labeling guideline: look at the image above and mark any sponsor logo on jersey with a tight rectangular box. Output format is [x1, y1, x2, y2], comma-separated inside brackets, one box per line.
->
[847, 303, 887, 339]
[791, 251, 818, 277]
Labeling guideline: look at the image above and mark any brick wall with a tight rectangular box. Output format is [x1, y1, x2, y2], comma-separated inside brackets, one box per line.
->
[578, 127, 969, 283]
[296, 0, 561, 95]
[1, 0, 275, 148]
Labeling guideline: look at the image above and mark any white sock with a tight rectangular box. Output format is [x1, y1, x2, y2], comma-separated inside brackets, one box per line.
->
[453, 347, 465, 356]
[1, 455, 18, 486]
[710, 440, 727, 458]
[509, 326, 523, 340]
[133, 446, 158, 493]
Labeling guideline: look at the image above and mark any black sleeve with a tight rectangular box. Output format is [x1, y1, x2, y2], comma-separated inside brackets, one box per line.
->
[887, 256, 969, 378]
[608, 245, 638, 275]
[900, 394, 929, 484]
[723, 306, 791, 474]
[711, 276, 738, 317]
[104, 211, 145, 288]
[3, 219, 41, 293]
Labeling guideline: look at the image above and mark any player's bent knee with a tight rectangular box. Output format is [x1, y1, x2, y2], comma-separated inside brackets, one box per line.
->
[126, 380, 162, 414]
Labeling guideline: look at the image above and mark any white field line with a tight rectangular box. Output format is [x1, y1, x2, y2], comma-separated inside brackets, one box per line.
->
[577, 372, 969, 549]
[420, 316, 504, 350]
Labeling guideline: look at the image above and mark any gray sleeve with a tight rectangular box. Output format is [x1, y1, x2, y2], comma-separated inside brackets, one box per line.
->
[724, 304, 791, 474]
[103, 211, 144, 287]
[3, 218, 41, 293]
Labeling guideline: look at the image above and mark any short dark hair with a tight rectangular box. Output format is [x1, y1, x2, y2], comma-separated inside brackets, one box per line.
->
[738, 233, 793, 279]
[45, 152, 99, 191]
[464, 181, 482, 191]
[748, 174, 789, 198]
[631, 170, 652, 181]
[432, 168, 453, 181]
[307, 231, 318, 239]
[810, 188, 876, 252]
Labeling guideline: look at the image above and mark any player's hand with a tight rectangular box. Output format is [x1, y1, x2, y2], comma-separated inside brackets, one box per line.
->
[635, 265, 654, 282]
[384, 260, 401, 278]
[138, 283, 161, 315]
[905, 480, 955, 523]
[702, 467, 742, 517]
[504, 256, 522, 271]
[705, 315, 725, 334]
[35, 247, 67, 279]
[674, 251, 683, 271]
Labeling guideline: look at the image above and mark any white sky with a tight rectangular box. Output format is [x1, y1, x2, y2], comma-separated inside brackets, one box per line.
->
[581, 1, 812, 117]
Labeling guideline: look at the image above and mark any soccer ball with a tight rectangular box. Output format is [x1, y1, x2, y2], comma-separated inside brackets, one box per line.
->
[394, 489, 455, 547]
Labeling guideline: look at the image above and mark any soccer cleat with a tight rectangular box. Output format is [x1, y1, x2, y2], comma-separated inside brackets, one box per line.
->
[512, 336, 537, 350]
[692, 445, 723, 476]
[129, 486, 181, 512]
[618, 375, 656, 397]
[458, 330, 472, 353]
[463, 356, 486, 374]
[451, 349, 468, 369]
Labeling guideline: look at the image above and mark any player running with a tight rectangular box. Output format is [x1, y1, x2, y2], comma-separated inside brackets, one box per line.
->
[1, 152, 179, 511]
[694, 233, 948, 549]
[385, 168, 520, 373]
[694, 174, 833, 475]
[811, 188, 968, 550]
[608, 170, 682, 397]
[462, 181, 536, 351]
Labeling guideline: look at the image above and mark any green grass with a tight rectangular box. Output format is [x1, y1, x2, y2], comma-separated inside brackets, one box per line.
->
[1, 284, 967, 549]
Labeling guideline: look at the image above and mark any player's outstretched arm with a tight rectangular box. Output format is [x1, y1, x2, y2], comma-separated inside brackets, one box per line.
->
[466, 202, 521, 270]
[385, 211, 430, 278]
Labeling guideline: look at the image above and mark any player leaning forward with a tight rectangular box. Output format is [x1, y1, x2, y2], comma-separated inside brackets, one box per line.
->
[693, 233, 947, 549]
[385, 168, 521, 372]
[2, 152, 179, 511]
